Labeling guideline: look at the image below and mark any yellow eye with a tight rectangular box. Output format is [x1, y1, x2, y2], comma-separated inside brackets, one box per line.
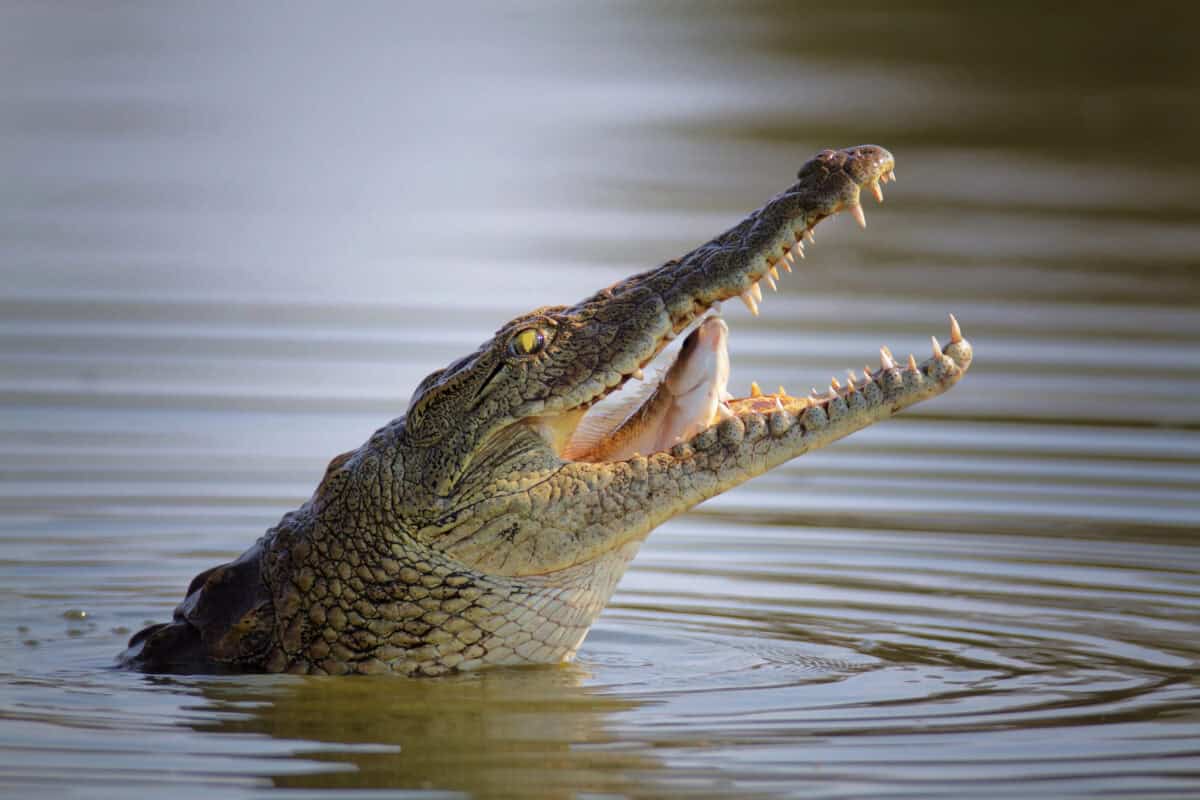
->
[510, 328, 546, 357]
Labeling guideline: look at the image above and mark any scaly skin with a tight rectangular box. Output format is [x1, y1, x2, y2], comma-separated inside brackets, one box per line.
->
[121, 145, 973, 676]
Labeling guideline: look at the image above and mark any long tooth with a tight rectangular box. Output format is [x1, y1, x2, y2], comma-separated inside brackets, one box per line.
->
[888, 169, 897, 182]
[880, 347, 896, 370]
[864, 364, 874, 379]
[907, 354, 918, 371]
[804, 229, 815, 243]
[774, 397, 785, 412]
[769, 265, 780, 281]
[780, 252, 794, 272]
[827, 385, 839, 399]
[750, 381, 763, 398]
[850, 203, 867, 229]
[870, 180, 884, 203]
[881, 345, 895, 361]
[633, 368, 645, 381]
[749, 282, 763, 303]
[764, 274, 777, 291]
[794, 241, 806, 258]
[740, 292, 759, 316]
[846, 373, 857, 391]
[777, 385, 787, 397]
[931, 336, 943, 359]
[716, 402, 734, 421]
[831, 377, 842, 390]
[949, 313, 963, 343]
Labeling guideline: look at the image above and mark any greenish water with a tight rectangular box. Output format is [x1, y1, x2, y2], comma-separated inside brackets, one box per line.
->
[2, 3, 1199, 798]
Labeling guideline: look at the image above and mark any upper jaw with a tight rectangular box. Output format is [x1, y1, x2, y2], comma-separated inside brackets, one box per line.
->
[538, 145, 897, 439]
[654, 144, 896, 326]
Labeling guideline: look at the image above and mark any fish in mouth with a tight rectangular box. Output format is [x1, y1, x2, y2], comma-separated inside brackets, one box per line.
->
[120, 145, 973, 676]
[563, 316, 733, 462]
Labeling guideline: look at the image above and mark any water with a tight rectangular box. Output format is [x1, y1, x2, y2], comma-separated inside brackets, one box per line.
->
[2, 2, 1199, 798]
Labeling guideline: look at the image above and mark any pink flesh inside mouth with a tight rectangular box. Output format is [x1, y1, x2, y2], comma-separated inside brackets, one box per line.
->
[564, 316, 733, 462]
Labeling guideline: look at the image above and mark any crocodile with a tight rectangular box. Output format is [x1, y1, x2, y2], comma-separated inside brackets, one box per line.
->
[120, 145, 973, 676]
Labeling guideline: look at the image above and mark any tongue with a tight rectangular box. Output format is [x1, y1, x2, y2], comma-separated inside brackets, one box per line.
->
[565, 317, 731, 462]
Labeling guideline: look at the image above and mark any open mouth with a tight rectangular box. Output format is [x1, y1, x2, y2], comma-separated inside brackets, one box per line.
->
[548, 149, 974, 465]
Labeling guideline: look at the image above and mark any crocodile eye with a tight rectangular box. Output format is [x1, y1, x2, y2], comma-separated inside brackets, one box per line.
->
[509, 327, 546, 357]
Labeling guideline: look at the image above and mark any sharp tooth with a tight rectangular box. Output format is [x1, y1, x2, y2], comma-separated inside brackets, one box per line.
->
[774, 397, 785, 412]
[931, 336, 943, 359]
[769, 265, 780, 281]
[794, 241, 806, 258]
[764, 274, 777, 291]
[749, 282, 763, 303]
[750, 381, 763, 398]
[865, 364, 874, 379]
[716, 402, 734, 420]
[846, 373, 857, 391]
[907, 354, 918, 371]
[804, 229, 815, 244]
[740, 292, 759, 316]
[870, 180, 884, 203]
[850, 203, 867, 229]
[633, 368, 645, 381]
[777, 385, 787, 397]
[949, 313, 963, 343]
[880, 347, 896, 370]
[780, 252, 794, 271]
[810, 387, 822, 399]
[881, 345, 895, 361]
[831, 377, 841, 390]
[889, 169, 897, 182]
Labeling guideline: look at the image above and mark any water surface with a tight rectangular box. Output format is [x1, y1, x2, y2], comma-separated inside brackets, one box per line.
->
[2, 3, 1199, 798]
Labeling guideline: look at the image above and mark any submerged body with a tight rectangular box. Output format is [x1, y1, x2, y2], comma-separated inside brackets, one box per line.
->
[122, 145, 973, 676]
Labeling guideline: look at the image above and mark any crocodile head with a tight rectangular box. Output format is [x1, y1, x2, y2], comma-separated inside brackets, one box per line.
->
[122, 145, 973, 676]
[397, 145, 971, 577]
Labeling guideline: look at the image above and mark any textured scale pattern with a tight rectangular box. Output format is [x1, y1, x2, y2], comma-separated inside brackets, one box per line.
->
[120, 145, 971, 676]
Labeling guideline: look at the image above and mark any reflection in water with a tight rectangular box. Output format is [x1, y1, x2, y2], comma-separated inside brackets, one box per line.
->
[194, 667, 655, 798]
[1, 1, 1199, 798]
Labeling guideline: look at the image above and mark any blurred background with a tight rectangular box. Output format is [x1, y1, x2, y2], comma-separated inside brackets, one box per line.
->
[1, 3, 1198, 799]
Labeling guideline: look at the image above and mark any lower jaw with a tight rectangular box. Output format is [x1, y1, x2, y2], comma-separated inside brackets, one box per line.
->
[565, 313, 970, 465]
